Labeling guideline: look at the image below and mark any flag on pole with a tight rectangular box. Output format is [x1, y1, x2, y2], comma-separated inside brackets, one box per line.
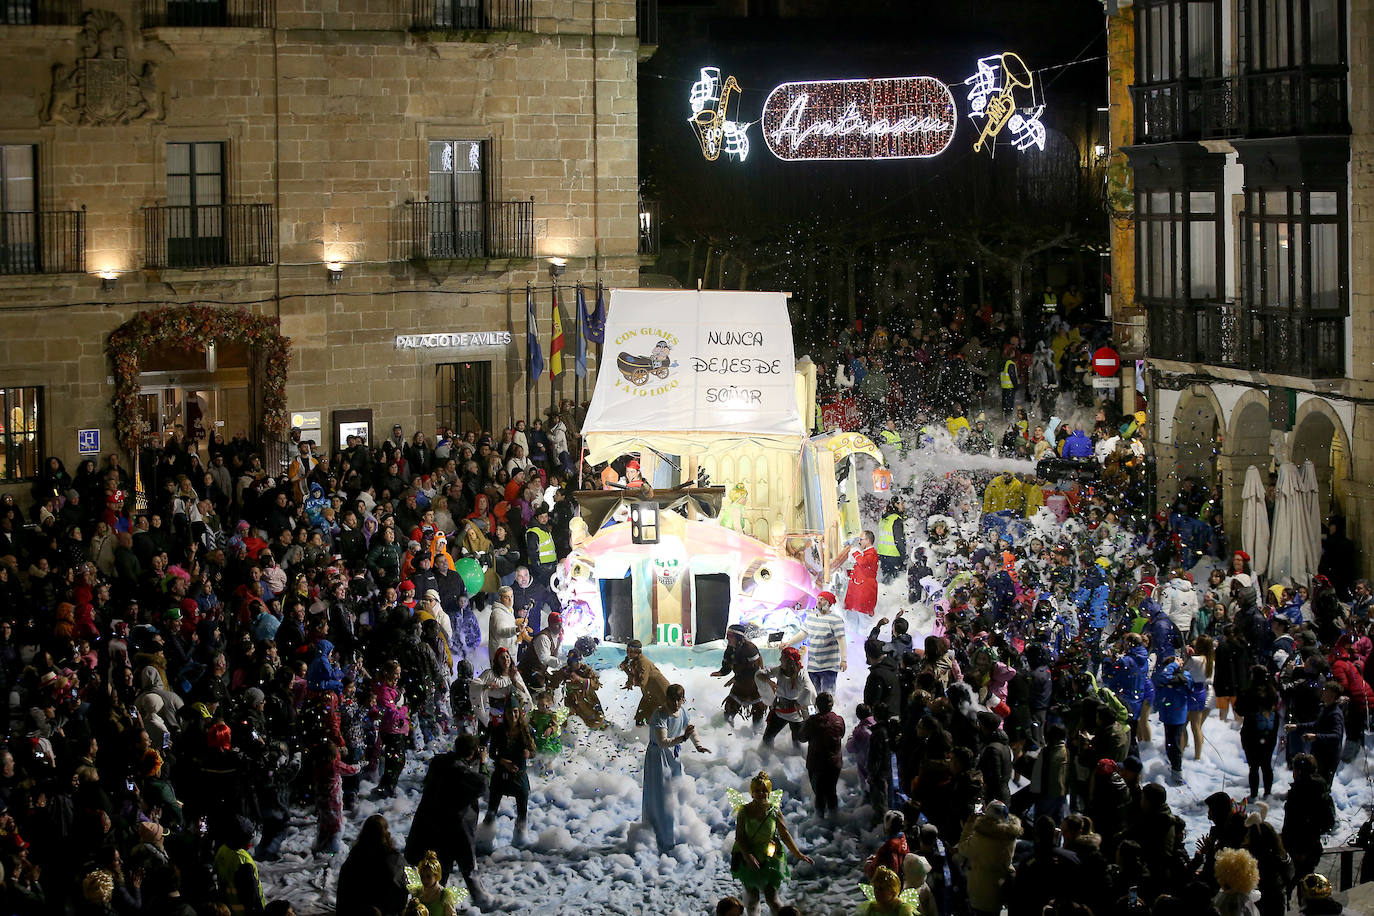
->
[575, 285, 588, 377]
[582, 283, 606, 344]
[549, 287, 565, 379]
[526, 285, 544, 383]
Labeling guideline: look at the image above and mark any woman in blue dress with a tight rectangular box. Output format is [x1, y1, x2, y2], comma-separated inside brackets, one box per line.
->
[642, 683, 709, 852]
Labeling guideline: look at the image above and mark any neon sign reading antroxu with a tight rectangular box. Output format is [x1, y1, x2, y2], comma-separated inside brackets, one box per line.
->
[761, 77, 957, 161]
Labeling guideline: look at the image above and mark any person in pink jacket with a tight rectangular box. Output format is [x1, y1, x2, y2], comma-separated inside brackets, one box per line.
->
[373, 659, 410, 798]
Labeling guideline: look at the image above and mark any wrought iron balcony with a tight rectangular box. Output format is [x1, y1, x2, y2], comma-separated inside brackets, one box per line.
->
[1, 0, 80, 24]
[410, 0, 530, 31]
[406, 199, 534, 260]
[638, 198, 659, 257]
[0, 209, 85, 275]
[139, 0, 274, 28]
[636, 0, 658, 45]
[1245, 67, 1349, 136]
[1148, 299, 1344, 379]
[142, 203, 275, 270]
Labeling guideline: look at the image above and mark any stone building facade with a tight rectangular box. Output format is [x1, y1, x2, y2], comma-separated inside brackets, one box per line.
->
[1106, 0, 1373, 578]
[0, 0, 648, 495]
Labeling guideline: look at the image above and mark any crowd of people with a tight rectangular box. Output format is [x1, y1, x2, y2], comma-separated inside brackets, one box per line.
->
[0, 295, 1372, 916]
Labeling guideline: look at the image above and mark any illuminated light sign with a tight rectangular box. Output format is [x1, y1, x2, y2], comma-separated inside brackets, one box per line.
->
[963, 52, 1045, 156]
[689, 67, 750, 162]
[761, 77, 957, 161]
[394, 331, 513, 349]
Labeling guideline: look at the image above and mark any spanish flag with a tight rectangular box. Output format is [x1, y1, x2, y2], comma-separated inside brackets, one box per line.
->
[549, 287, 565, 379]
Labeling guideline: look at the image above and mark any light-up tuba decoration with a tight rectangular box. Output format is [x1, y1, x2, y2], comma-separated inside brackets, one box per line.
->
[689, 67, 750, 162]
[963, 52, 1046, 156]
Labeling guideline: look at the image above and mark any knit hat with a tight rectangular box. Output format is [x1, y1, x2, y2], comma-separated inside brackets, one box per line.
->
[546, 612, 562, 631]
[1232, 573, 1253, 588]
[985, 800, 1011, 822]
[423, 589, 441, 604]
[780, 646, 802, 666]
[399, 580, 415, 591]
[1095, 758, 1119, 776]
[243, 687, 266, 707]
[816, 591, 836, 606]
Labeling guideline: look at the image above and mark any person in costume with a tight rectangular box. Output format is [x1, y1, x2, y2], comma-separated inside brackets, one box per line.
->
[761, 646, 816, 750]
[619, 639, 670, 727]
[529, 690, 567, 756]
[729, 771, 813, 916]
[857, 865, 919, 916]
[642, 683, 709, 852]
[713, 624, 769, 730]
[838, 531, 879, 619]
[404, 850, 469, 916]
[719, 483, 749, 532]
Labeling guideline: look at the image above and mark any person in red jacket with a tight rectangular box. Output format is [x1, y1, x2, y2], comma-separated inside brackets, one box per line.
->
[840, 531, 879, 617]
[800, 692, 846, 818]
[1330, 645, 1373, 753]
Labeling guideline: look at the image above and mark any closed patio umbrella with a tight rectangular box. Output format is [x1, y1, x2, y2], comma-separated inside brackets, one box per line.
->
[1268, 462, 1300, 588]
[1241, 464, 1270, 578]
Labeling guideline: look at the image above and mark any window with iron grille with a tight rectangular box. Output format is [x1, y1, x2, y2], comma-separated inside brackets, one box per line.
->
[0, 145, 36, 275]
[167, 142, 226, 268]
[427, 139, 490, 258]
[0, 387, 43, 483]
[435, 361, 492, 437]
[1241, 185, 1346, 376]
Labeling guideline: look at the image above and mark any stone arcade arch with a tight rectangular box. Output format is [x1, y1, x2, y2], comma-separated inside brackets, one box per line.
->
[1221, 391, 1272, 548]
[1289, 398, 1351, 525]
[1163, 386, 1223, 511]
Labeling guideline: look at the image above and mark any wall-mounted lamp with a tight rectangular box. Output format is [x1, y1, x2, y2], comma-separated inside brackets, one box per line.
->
[98, 269, 118, 292]
[326, 261, 343, 283]
[1093, 143, 1106, 158]
[548, 256, 567, 279]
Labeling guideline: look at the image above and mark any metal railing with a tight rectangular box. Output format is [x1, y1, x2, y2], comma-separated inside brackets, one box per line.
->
[142, 203, 274, 270]
[1245, 66, 1349, 135]
[1148, 299, 1344, 379]
[407, 199, 534, 260]
[636, 0, 658, 45]
[638, 197, 659, 257]
[411, 0, 530, 31]
[0, 209, 85, 275]
[1199, 76, 1242, 138]
[1, 0, 80, 24]
[139, 0, 274, 28]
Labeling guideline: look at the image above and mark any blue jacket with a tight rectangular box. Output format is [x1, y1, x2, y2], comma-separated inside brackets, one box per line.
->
[1106, 644, 1150, 718]
[306, 639, 344, 693]
[1152, 661, 1194, 726]
[1074, 566, 1110, 629]
[1279, 598, 1304, 627]
[1063, 430, 1093, 458]
[1146, 605, 1183, 659]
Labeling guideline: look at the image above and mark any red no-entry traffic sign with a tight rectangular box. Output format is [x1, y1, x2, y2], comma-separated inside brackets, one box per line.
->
[1093, 347, 1120, 377]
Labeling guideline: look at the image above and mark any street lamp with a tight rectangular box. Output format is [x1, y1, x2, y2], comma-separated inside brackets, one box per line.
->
[548, 256, 567, 279]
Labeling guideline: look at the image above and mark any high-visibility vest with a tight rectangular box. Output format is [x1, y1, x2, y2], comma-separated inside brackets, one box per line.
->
[214, 845, 262, 916]
[1000, 360, 1016, 389]
[528, 526, 556, 564]
[1042, 291, 1058, 312]
[880, 428, 902, 445]
[876, 513, 902, 557]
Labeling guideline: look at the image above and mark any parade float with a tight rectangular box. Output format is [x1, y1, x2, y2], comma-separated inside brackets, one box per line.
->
[556, 288, 876, 664]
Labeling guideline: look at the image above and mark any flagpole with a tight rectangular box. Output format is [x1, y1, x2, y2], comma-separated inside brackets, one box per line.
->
[550, 282, 558, 417]
[574, 281, 582, 412]
[524, 282, 532, 429]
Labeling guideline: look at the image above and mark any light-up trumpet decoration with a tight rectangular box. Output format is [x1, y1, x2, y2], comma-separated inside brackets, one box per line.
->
[963, 51, 1046, 156]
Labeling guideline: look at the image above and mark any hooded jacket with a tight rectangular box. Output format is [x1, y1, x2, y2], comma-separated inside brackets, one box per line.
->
[956, 810, 1023, 911]
[1158, 576, 1199, 637]
[306, 640, 344, 693]
[1152, 661, 1194, 726]
[1106, 644, 1150, 717]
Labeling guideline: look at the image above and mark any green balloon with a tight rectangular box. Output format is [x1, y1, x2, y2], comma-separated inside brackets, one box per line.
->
[456, 557, 486, 594]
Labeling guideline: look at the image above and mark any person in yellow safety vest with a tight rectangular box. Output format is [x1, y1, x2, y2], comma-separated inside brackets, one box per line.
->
[946, 405, 971, 442]
[982, 471, 1023, 515]
[525, 507, 558, 587]
[875, 498, 908, 584]
[1042, 284, 1059, 315]
[214, 816, 265, 916]
[879, 420, 903, 450]
[1000, 357, 1019, 418]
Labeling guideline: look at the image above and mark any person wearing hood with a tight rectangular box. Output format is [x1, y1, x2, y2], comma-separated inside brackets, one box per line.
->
[1159, 569, 1200, 638]
[1153, 657, 1195, 784]
[306, 640, 345, 693]
[1062, 428, 1094, 459]
[955, 800, 1022, 916]
[304, 482, 329, 528]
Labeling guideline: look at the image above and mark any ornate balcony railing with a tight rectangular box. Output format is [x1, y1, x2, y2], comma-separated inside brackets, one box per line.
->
[139, 0, 274, 28]
[411, 0, 531, 31]
[406, 199, 535, 260]
[142, 203, 275, 269]
[1148, 299, 1344, 379]
[1245, 67, 1349, 136]
[0, 0, 80, 24]
[0, 209, 85, 275]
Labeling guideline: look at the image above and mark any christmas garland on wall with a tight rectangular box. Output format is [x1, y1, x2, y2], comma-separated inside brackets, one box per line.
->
[108, 306, 291, 452]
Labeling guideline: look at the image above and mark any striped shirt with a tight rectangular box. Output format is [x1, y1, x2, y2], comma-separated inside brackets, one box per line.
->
[800, 611, 846, 672]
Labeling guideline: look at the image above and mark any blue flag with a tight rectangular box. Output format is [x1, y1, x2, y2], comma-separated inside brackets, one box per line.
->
[582, 283, 605, 344]
[575, 285, 588, 377]
[526, 285, 544, 383]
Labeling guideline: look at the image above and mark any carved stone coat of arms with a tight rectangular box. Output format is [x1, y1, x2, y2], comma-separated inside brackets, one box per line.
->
[46, 10, 163, 125]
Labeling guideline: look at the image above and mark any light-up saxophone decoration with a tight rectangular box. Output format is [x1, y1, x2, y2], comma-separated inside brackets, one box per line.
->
[689, 67, 750, 162]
